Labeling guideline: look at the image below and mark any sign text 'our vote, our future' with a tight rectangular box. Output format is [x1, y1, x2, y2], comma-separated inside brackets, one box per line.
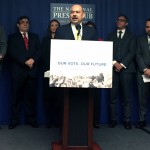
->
[57, 61, 107, 66]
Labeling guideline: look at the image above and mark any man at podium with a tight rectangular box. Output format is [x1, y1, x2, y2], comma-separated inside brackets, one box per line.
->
[53, 3, 99, 147]
[55, 4, 97, 41]
[55, 3, 99, 128]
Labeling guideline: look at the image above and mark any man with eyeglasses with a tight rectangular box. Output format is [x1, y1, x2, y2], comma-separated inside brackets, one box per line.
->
[107, 15, 136, 129]
[7, 16, 41, 129]
[136, 18, 150, 129]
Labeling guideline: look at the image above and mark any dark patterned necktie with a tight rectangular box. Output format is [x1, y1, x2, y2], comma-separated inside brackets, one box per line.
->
[23, 32, 28, 49]
[118, 30, 122, 39]
[148, 36, 150, 50]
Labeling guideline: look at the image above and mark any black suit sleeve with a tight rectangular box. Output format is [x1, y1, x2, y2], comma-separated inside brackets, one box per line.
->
[41, 36, 50, 71]
[30, 34, 41, 63]
[7, 34, 28, 66]
[121, 34, 136, 67]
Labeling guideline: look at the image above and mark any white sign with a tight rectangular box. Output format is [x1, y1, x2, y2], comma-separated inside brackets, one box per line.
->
[48, 39, 113, 88]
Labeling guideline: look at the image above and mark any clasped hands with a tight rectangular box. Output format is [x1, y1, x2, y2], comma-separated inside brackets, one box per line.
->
[25, 58, 34, 69]
[114, 62, 123, 72]
[0, 54, 3, 61]
[144, 69, 150, 78]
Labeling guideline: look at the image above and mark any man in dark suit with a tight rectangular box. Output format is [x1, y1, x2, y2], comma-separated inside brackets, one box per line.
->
[136, 18, 150, 129]
[8, 16, 40, 129]
[55, 4, 99, 128]
[55, 4, 97, 41]
[0, 25, 7, 77]
[0, 25, 7, 129]
[107, 15, 136, 129]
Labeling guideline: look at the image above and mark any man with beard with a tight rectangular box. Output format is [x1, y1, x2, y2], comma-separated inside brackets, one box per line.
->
[136, 18, 150, 129]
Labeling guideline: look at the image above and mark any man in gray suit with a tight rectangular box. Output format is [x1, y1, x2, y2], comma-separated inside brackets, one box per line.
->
[107, 15, 136, 129]
[0, 25, 7, 129]
[136, 18, 150, 129]
[0, 25, 7, 77]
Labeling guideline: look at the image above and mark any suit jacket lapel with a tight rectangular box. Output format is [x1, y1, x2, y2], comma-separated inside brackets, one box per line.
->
[67, 23, 75, 40]
[143, 35, 149, 51]
[81, 24, 87, 40]
[122, 30, 129, 40]
[18, 32, 26, 47]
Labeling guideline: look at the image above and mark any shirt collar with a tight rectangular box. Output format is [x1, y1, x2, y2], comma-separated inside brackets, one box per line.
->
[117, 29, 125, 34]
[147, 34, 150, 39]
[20, 31, 28, 38]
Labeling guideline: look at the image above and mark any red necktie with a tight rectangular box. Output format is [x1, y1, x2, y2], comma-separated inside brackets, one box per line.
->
[23, 32, 28, 49]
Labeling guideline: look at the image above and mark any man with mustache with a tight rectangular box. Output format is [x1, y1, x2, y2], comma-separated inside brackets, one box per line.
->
[136, 18, 150, 129]
[54, 4, 99, 131]
[55, 4, 97, 41]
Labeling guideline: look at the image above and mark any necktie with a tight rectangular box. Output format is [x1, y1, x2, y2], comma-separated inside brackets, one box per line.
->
[75, 29, 79, 40]
[118, 30, 122, 39]
[23, 32, 28, 49]
[148, 36, 150, 50]
[76, 30, 80, 40]
[75, 24, 81, 40]
[74, 27, 81, 40]
[75, 30, 81, 40]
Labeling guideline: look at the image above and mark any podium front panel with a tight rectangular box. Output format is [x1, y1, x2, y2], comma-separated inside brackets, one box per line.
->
[68, 88, 89, 146]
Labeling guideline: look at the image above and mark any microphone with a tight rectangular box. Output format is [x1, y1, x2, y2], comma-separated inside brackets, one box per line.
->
[75, 24, 81, 36]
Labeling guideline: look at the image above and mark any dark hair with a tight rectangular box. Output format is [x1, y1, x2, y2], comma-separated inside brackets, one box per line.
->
[117, 15, 128, 23]
[48, 19, 60, 31]
[145, 18, 150, 24]
[85, 21, 97, 30]
[17, 16, 30, 24]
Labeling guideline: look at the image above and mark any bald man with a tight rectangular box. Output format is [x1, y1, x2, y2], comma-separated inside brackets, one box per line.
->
[55, 4, 100, 128]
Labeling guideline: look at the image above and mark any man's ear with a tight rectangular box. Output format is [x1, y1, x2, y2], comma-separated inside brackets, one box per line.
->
[125, 22, 128, 26]
[83, 12, 85, 19]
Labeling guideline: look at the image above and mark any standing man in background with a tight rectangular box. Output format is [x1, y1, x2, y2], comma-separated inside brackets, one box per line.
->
[0, 25, 7, 77]
[136, 18, 150, 129]
[7, 16, 41, 129]
[0, 25, 7, 129]
[107, 15, 136, 129]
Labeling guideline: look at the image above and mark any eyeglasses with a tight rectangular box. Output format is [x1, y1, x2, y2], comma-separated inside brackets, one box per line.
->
[116, 19, 126, 22]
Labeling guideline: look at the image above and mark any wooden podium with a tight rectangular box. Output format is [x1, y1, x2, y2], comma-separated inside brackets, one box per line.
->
[51, 88, 102, 150]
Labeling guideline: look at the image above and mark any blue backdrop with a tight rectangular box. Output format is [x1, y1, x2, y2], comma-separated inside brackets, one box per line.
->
[0, 0, 150, 125]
